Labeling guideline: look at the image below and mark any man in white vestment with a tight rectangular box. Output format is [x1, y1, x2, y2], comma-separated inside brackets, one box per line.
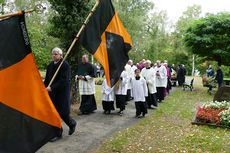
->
[75, 54, 97, 115]
[155, 60, 167, 103]
[141, 60, 158, 108]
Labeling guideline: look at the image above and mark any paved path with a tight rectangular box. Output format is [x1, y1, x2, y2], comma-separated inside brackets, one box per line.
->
[38, 87, 176, 153]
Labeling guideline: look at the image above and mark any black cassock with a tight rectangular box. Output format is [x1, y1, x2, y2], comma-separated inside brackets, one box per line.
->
[177, 67, 186, 86]
[76, 62, 97, 113]
[44, 59, 76, 136]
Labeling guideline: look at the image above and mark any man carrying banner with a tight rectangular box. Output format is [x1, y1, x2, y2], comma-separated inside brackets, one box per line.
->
[45, 47, 77, 142]
[75, 54, 97, 115]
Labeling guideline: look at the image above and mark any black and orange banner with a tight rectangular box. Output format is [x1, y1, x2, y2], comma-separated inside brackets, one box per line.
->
[78, 0, 132, 87]
[0, 14, 61, 152]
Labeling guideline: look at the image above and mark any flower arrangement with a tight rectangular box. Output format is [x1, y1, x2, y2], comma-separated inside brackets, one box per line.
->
[202, 76, 216, 87]
[219, 109, 230, 126]
[201, 101, 230, 110]
[195, 101, 230, 127]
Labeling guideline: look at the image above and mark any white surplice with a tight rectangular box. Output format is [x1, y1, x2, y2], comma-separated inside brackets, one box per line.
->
[155, 65, 167, 88]
[115, 71, 128, 95]
[76, 75, 95, 95]
[101, 79, 115, 101]
[141, 67, 157, 94]
[131, 77, 148, 102]
[125, 64, 132, 89]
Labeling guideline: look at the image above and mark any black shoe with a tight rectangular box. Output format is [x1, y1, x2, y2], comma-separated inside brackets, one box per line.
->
[78, 111, 83, 115]
[135, 115, 141, 118]
[69, 121, 77, 135]
[49, 136, 62, 142]
[105, 110, 110, 114]
[119, 111, 124, 116]
[152, 106, 158, 109]
[106, 110, 111, 114]
[148, 106, 154, 109]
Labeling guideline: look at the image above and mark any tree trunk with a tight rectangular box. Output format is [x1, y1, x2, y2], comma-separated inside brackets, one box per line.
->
[191, 54, 195, 76]
[70, 79, 80, 104]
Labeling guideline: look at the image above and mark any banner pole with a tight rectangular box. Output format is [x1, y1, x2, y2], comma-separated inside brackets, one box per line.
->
[0, 4, 46, 19]
[48, 0, 100, 87]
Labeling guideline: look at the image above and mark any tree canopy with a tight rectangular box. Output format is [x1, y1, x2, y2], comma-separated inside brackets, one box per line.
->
[1, 0, 230, 78]
[184, 12, 230, 66]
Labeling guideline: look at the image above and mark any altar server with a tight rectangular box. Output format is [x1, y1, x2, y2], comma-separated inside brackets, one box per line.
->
[115, 68, 128, 116]
[101, 79, 115, 114]
[132, 69, 148, 118]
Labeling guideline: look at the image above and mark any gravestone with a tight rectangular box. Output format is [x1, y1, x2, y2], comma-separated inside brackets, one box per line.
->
[213, 86, 230, 102]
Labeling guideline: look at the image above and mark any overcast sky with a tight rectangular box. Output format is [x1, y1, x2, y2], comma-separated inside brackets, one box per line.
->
[149, 0, 230, 22]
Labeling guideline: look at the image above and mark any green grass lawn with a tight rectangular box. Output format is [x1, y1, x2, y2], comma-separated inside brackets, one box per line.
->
[92, 84, 230, 153]
[224, 78, 230, 81]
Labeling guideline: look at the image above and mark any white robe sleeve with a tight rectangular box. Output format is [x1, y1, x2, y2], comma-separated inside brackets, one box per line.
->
[101, 80, 106, 94]
[121, 72, 128, 86]
[105, 86, 114, 95]
[131, 78, 134, 97]
[159, 67, 167, 80]
[85, 75, 93, 80]
[143, 78, 148, 97]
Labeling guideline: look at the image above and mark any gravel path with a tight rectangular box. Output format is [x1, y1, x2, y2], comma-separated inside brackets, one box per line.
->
[37, 87, 176, 153]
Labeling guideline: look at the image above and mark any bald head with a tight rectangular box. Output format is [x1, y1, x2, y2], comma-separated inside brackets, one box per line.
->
[156, 60, 161, 66]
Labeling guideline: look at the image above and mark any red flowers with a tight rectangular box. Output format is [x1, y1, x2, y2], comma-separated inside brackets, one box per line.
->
[196, 107, 226, 125]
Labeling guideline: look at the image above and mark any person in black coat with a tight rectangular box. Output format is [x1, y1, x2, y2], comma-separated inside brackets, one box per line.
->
[44, 47, 76, 142]
[177, 64, 186, 86]
[215, 66, 224, 88]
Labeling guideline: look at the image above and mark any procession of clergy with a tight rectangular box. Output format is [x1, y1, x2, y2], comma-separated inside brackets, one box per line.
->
[76, 56, 171, 118]
[99, 59, 170, 117]
[45, 47, 171, 141]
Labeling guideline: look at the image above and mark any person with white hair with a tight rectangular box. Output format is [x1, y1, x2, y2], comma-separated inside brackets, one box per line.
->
[75, 54, 97, 115]
[44, 47, 76, 142]
[155, 60, 167, 102]
[141, 60, 158, 108]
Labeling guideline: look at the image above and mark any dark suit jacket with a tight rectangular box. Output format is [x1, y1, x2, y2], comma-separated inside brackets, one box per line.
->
[44, 59, 71, 116]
